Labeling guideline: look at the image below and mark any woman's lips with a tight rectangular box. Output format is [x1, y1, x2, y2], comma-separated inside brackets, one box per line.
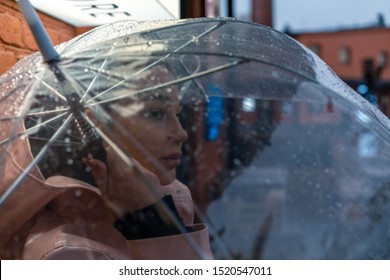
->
[160, 153, 182, 168]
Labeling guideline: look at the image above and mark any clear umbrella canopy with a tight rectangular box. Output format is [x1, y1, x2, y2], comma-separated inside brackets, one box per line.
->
[0, 18, 390, 259]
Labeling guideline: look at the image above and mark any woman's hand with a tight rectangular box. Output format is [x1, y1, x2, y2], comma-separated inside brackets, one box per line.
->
[83, 148, 163, 217]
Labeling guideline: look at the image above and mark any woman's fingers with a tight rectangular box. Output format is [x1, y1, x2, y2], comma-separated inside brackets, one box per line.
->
[83, 150, 163, 214]
[82, 158, 108, 192]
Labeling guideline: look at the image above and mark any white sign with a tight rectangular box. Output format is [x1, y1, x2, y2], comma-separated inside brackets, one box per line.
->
[30, 0, 180, 27]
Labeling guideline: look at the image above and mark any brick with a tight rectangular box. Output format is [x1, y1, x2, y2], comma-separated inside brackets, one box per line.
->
[0, 49, 18, 74]
[0, 12, 24, 47]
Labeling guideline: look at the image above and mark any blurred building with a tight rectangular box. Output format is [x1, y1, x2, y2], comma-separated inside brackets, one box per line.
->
[289, 20, 390, 117]
[182, 0, 390, 117]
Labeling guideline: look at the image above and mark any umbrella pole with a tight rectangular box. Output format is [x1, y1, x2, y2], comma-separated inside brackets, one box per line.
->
[17, 0, 59, 62]
[17, 0, 101, 144]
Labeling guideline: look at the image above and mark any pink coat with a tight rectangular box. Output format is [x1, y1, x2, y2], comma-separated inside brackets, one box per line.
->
[0, 123, 212, 260]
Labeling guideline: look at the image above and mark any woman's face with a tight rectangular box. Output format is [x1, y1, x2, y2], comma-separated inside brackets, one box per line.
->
[108, 70, 188, 185]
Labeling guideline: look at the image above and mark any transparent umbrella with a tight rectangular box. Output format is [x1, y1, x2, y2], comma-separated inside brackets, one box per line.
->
[1, 3, 390, 260]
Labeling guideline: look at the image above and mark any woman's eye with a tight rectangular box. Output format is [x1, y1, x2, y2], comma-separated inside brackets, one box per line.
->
[143, 110, 165, 120]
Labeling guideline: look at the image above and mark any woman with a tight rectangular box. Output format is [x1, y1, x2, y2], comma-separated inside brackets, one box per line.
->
[0, 64, 212, 260]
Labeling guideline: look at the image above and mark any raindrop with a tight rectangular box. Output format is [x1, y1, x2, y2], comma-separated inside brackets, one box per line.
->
[335, 202, 343, 208]
[65, 137, 70, 143]
[74, 190, 82, 197]
[147, 41, 153, 46]
[67, 159, 74, 165]
[91, 223, 98, 230]
[66, 147, 72, 153]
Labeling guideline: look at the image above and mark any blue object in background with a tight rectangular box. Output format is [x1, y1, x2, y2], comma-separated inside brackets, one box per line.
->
[357, 83, 378, 107]
[205, 86, 225, 141]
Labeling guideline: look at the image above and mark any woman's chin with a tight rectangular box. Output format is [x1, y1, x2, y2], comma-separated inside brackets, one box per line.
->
[158, 170, 176, 186]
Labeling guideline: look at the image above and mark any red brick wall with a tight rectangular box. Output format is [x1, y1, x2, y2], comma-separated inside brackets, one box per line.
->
[293, 28, 390, 81]
[0, 0, 90, 74]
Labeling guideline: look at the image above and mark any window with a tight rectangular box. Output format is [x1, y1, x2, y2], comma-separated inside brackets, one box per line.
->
[378, 50, 388, 67]
[339, 46, 351, 65]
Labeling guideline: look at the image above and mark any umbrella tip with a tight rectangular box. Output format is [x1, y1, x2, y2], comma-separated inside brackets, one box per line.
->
[17, 0, 60, 62]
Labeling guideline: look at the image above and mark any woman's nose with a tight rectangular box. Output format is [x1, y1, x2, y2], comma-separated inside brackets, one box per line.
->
[170, 117, 188, 143]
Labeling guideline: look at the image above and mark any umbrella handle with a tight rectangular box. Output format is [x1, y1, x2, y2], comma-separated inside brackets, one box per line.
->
[17, 0, 59, 62]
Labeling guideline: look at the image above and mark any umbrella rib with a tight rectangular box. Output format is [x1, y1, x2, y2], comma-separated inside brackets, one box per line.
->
[27, 136, 81, 145]
[26, 107, 69, 117]
[0, 112, 69, 147]
[78, 49, 319, 86]
[86, 59, 248, 108]
[0, 113, 73, 206]
[80, 44, 117, 103]
[85, 21, 226, 105]
[33, 75, 68, 103]
[177, 55, 209, 102]
[26, 116, 83, 142]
